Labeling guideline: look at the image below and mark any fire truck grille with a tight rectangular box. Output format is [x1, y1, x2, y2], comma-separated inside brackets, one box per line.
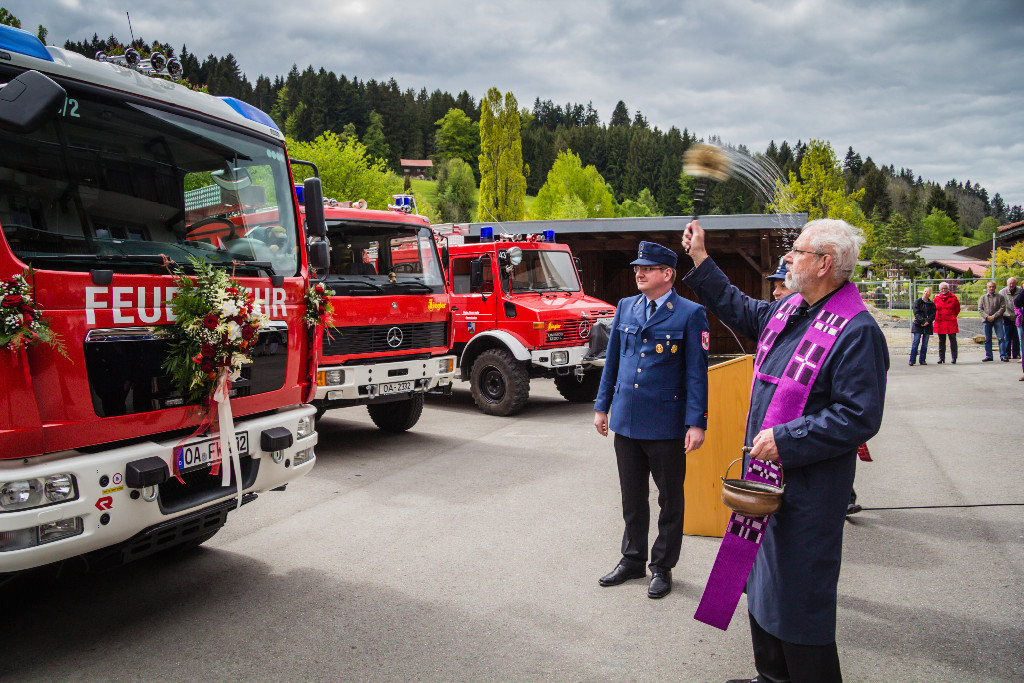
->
[84, 324, 289, 418]
[322, 321, 448, 357]
[543, 318, 592, 346]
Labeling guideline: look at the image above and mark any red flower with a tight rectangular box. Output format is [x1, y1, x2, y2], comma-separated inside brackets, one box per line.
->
[203, 313, 219, 329]
[201, 343, 217, 357]
[2, 294, 23, 307]
[22, 314, 32, 327]
[226, 287, 239, 296]
[241, 325, 255, 340]
[201, 358, 215, 372]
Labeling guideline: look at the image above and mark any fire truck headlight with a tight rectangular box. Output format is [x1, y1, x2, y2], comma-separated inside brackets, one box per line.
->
[125, 48, 141, 69]
[44, 474, 76, 503]
[319, 369, 344, 386]
[293, 449, 314, 466]
[551, 351, 569, 366]
[438, 358, 454, 374]
[166, 58, 183, 81]
[0, 479, 41, 511]
[296, 416, 314, 439]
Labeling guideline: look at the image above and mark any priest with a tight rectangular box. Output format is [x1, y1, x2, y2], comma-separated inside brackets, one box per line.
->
[681, 218, 889, 683]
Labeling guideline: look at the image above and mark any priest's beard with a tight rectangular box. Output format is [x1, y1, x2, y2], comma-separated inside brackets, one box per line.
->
[784, 268, 810, 293]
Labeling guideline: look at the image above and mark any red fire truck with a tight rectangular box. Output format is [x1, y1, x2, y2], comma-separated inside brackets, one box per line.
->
[438, 227, 614, 416]
[0, 27, 327, 574]
[305, 192, 456, 430]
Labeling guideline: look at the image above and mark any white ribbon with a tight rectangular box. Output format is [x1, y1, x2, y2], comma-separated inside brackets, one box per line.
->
[213, 371, 243, 509]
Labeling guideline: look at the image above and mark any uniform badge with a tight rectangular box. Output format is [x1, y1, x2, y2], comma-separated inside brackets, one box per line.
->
[671, 344, 678, 353]
[656, 344, 664, 353]
[701, 331, 710, 351]
[666, 302, 674, 310]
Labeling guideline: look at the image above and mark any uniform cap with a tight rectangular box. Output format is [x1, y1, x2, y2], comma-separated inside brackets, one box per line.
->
[765, 258, 788, 281]
[631, 241, 677, 268]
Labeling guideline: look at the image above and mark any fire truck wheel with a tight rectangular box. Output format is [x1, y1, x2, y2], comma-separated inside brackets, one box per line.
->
[470, 348, 530, 416]
[553, 370, 602, 403]
[367, 393, 425, 432]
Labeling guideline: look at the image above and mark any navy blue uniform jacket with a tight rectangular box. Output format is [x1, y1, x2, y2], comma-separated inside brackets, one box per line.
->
[594, 289, 709, 439]
[684, 258, 888, 645]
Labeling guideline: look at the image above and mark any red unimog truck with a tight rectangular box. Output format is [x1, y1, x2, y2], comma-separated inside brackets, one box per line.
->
[436, 227, 614, 416]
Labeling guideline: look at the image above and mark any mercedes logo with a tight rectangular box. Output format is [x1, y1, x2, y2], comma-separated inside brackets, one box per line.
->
[387, 326, 404, 348]
[578, 321, 592, 339]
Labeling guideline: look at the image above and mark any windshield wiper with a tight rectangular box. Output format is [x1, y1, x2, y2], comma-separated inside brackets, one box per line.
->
[218, 260, 276, 277]
[25, 253, 183, 268]
[391, 281, 434, 293]
[326, 279, 386, 294]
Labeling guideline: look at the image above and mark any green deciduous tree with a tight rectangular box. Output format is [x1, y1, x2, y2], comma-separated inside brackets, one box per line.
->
[287, 131, 402, 210]
[618, 188, 661, 218]
[919, 208, 961, 245]
[774, 139, 868, 229]
[530, 150, 615, 220]
[434, 108, 480, 177]
[477, 87, 526, 222]
[434, 157, 476, 223]
[974, 216, 1000, 241]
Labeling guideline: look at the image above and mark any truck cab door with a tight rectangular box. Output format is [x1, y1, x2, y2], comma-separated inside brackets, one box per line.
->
[449, 254, 497, 342]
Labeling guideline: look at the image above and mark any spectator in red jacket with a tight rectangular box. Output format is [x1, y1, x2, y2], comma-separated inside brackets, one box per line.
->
[933, 282, 961, 364]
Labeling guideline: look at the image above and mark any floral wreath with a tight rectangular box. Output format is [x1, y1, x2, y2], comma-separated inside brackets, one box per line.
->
[163, 258, 269, 405]
[1, 268, 69, 358]
[303, 281, 335, 328]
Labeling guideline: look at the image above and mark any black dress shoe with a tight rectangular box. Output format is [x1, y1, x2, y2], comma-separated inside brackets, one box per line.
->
[648, 570, 672, 598]
[846, 503, 863, 516]
[919, 360, 927, 365]
[724, 678, 760, 683]
[598, 563, 645, 586]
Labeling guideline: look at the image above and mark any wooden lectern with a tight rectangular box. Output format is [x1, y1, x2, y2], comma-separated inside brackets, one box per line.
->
[683, 354, 753, 537]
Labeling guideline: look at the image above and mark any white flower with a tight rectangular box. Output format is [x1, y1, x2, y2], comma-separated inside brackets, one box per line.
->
[226, 320, 242, 340]
[220, 300, 239, 317]
[229, 368, 242, 382]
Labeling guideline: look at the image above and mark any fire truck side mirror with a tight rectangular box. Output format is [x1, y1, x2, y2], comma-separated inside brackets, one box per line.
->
[441, 245, 449, 272]
[0, 70, 66, 134]
[575, 257, 582, 275]
[470, 259, 484, 290]
[308, 240, 330, 269]
[303, 177, 327, 238]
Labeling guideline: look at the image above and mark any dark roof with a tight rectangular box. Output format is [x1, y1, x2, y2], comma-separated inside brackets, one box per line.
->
[435, 213, 808, 238]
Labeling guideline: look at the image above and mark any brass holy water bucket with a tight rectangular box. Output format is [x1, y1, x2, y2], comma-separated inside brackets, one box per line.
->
[720, 457, 785, 516]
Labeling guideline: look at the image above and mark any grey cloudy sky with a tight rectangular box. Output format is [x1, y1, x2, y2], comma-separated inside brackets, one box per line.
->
[10, 0, 1024, 209]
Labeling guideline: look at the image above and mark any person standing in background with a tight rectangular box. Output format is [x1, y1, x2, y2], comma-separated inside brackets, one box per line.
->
[909, 287, 936, 366]
[764, 258, 792, 301]
[1015, 285, 1024, 380]
[978, 280, 1005, 362]
[999, 277, 1020, 360]
[933, 282, 960, 364]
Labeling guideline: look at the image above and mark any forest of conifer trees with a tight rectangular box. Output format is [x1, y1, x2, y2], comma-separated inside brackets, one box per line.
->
[60, 31, 1023, 244]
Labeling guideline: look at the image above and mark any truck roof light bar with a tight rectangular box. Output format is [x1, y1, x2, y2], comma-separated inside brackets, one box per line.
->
[94, 49, 184, 82]
[0, 25, 54, 62]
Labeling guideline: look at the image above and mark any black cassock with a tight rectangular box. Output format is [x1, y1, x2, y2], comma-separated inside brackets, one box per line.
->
[684, 258, 889, 645]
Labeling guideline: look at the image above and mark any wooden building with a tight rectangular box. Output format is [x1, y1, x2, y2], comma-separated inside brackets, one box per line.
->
[436, 214, 807, 354]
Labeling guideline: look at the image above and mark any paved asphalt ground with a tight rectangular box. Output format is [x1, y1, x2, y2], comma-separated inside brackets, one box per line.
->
[4, 351, 1022, 682]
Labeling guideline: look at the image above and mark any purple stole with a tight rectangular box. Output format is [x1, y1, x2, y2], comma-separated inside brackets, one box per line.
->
[693, 282, 867, 630]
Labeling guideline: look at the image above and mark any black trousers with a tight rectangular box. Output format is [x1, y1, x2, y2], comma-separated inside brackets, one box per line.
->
[613, 433, 686, 572]
[749, 612, 842, 683]
[937, 333, 958, 362]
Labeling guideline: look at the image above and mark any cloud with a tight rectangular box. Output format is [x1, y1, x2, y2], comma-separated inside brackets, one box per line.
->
[9, 0, 1024, 207]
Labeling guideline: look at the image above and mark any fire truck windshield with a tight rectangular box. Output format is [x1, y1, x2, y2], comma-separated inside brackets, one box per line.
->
[322, 220, 445, 295]
[0, 77, 299, 277]
[504, 249, 581, 294]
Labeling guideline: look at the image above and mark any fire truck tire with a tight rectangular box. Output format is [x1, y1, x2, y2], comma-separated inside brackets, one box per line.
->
[367, 393, 424, 432]
[470, 348, 530, 416]
[553, 370, 602, 403]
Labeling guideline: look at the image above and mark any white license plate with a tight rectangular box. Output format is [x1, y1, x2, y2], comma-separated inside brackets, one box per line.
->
[379, 381, 413, 395]
[175, 432, 249, 473]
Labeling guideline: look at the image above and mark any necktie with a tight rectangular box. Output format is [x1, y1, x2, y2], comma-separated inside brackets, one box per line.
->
[648, 300, 656, 321]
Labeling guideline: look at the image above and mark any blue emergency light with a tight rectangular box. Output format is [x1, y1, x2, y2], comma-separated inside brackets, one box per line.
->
[543, 230, 556, 242]
[480, 226, 494, 241]
[0, 25, 54, 62]
[294, 184, 305, 205]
